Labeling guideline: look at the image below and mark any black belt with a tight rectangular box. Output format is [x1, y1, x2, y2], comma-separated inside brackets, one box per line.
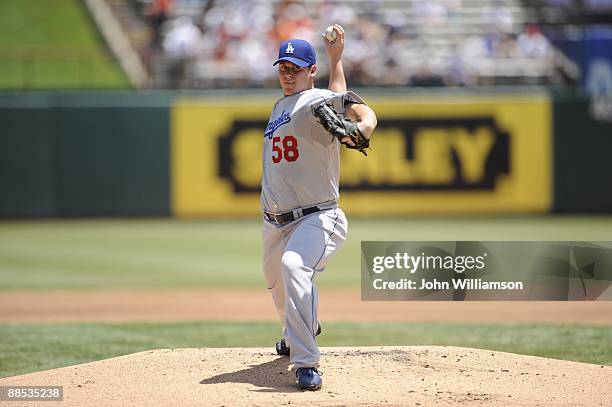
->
[264, 206, 323, 226]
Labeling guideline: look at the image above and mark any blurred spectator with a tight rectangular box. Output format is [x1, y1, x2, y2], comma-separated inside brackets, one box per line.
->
[148, 0, 175, 48]
[449, 35, 489, 86]
[130, 0, 566, 88]
[163, 16, 202, 58]
[273, 1, 315, 42]
[483, 0, 515, 34]
[413, 0, 448, 26]
[518, 24, 551, 57]
[162, 16, 202, 87]
[495, 33, 521, 58]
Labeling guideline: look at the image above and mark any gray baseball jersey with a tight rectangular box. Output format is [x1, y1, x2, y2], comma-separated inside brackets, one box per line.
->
[261, 88, 366, 213]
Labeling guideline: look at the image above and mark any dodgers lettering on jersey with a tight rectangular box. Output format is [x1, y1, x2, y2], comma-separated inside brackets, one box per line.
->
[264, 110, 291, 139]
[261, 88, 366, 213]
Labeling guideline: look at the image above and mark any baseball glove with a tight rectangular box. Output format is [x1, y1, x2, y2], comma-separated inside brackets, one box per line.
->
[313, 102, 370, 156]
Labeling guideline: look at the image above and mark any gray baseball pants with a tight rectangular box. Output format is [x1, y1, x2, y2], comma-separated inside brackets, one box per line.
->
[262, 207, 347, 368]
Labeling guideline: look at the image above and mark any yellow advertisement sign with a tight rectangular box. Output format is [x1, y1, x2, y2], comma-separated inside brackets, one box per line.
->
[172, 94, 551, 217]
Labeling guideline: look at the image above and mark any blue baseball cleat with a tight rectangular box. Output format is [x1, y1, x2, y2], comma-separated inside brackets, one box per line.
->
[275, 323, 321, 356]
[295, 367, 322, 391]
[275, 338, 290, 356]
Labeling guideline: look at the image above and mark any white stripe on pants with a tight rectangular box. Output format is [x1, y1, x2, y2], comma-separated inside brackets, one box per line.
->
[262, 208, 347, 368]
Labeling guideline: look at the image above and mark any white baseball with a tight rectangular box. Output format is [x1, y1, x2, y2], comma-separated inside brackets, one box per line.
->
[324, 26, 337, 43]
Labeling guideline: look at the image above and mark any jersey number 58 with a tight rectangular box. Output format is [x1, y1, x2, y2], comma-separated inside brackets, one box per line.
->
[272, 135, 299, 163]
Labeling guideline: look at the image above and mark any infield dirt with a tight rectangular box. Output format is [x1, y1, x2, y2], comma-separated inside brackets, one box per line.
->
[2, 288, 612, 324]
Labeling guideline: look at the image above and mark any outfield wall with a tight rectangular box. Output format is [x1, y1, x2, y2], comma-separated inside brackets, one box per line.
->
[0, 90, 609, 217]
[553, 90, 612, 213]
[0, 94, 169, 217]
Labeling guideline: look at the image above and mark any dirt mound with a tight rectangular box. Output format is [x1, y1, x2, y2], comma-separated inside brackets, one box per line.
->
[1, 346, 610, 406]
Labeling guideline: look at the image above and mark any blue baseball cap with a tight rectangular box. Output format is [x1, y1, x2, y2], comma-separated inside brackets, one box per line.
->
[273, 39, 316, 67]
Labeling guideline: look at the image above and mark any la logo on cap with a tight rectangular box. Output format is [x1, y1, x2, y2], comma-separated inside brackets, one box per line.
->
[273, 39, 316, 67]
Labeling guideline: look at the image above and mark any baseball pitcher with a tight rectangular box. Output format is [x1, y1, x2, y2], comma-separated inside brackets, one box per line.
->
[261, 24, 377, 391]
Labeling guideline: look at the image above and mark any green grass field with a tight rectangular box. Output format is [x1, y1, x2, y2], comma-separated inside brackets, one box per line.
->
[1, 321, 610, 378]
[0, 0, 129, 89]
[1, 217, 611, 378]
[1, 217, 612, 289]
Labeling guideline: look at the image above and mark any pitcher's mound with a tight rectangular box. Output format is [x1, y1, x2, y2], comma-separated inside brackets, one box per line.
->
[1, 346, 610, 406]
